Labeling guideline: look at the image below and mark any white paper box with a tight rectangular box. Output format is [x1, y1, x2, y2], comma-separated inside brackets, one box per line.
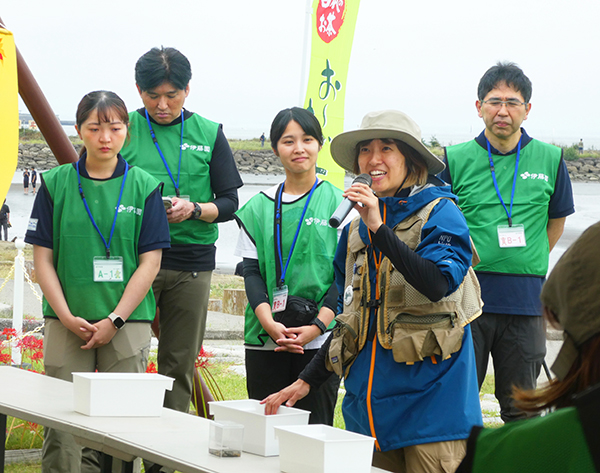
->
[73, 372, 174, 417]
[275, 424, 375, 473]
[208, 399, 310, 456]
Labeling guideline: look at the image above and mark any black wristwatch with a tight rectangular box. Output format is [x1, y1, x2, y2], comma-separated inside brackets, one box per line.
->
[108, 312, 125, 330]
[189, 202, 202, 220]
[311, 318, 327, 335]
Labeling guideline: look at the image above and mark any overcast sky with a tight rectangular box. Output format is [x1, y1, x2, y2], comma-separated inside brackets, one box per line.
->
[2, 0, 600, 146]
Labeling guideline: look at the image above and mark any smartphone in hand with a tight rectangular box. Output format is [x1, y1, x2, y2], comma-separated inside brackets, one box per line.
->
[162, 196, 173, 210]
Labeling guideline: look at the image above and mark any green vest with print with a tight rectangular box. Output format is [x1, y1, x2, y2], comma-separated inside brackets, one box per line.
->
[446, 139, 561, 276]
[470, 407, 595, 472]
[122, 111, 219, 246]
[235, 181, 343, 346]
[41, 164, 160, 322]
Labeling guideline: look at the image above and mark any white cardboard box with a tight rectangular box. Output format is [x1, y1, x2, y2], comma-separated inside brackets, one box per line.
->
[275, 424, 375, 473]
[72, 372, 174, 417]
[208, 399, 310, 456]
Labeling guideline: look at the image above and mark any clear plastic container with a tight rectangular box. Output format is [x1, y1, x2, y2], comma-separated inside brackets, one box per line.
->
[208, 420, 244, 458]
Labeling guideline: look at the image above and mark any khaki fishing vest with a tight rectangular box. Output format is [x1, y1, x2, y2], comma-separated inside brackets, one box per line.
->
[327, 198, 483, 376]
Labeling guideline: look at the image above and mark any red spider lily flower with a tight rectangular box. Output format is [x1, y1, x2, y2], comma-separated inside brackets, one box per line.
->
[146, 362, 157, 373]
[195, 346, 214, 370]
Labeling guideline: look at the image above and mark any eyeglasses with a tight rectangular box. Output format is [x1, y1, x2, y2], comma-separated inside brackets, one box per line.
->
[481, 99, 527, 109]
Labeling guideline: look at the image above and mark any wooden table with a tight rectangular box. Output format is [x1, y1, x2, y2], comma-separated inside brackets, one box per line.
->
[0, 366, 386, 473]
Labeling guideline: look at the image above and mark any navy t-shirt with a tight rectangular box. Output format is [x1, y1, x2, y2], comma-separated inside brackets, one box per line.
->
[440, 129, 575, 315]
[25, 155, 171, 255]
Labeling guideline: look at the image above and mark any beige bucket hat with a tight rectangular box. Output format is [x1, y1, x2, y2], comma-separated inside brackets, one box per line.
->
[541, 221, 600, 380]
[330, 110, 445, 175]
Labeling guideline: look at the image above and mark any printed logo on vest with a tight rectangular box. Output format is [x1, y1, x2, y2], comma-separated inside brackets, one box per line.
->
[520, 171, 549, 181]
[27, 218, 38, 232]
[117, 205, 143, 216]
[181, 143, 211, 153]
[305, 217, 330, 227]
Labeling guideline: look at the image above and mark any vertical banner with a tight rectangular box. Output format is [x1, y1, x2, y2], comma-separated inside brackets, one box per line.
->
[304, 0, 361, 190]
[0, 28, 19, 203]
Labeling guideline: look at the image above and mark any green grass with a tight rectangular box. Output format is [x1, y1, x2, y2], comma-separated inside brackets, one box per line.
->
[227, 139, 270, 151]
[4, 463, 41, 473]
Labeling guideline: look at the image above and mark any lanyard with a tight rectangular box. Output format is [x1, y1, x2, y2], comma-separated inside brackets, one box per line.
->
[486, 135, 522, 227]
[274, 178, 319, 288]
[76, 160, 129, 258]
[145, 109, 184, 197]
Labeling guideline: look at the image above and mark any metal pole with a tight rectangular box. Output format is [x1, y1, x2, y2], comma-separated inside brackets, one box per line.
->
[12, 239, 25, 366]
[0, 16, 78, 165]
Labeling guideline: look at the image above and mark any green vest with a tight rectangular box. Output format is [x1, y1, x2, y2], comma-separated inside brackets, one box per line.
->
[446, 139, 561, 276]
[470, 407, 595, 472]
[121, 111, 220, 246]
[42, 164, 160, 322]
[236, 181, 343, 346]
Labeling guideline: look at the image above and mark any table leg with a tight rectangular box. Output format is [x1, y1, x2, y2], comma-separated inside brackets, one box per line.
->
[100, 452, 113, 472]
[121, 460, 134, 473]
[0, 413, 6, 473]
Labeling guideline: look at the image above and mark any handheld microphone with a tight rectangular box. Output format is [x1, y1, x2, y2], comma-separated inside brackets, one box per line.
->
[329, 173, 372, 228]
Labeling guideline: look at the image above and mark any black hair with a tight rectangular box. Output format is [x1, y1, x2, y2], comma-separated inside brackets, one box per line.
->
[135, 47, 192, 91]
[477, 62, 532, 103]
[76, 91, 129, 157]
[270, 107, 324, 153]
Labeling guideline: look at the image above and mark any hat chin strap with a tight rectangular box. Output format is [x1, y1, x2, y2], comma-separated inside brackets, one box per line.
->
[392, 174, 410, 197]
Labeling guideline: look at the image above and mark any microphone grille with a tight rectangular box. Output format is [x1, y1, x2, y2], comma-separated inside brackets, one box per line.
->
[354, 173, 372, 186]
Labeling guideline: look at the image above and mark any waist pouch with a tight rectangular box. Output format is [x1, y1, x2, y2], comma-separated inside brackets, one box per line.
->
[326, 311, 360, 377]
[389, 313, 464, 364]
[273, 296, 318, 328]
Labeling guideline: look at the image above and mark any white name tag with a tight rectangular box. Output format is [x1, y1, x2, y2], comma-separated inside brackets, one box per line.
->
[93, 257, 124, 282]
[497, 224, 527, 248]
[272, 285, 289, 313]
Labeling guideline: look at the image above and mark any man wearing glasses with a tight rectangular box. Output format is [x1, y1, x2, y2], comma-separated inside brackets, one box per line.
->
[441, 62, 574, 423]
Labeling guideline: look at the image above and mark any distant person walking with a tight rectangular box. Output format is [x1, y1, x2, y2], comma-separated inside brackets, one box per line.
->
[31, 167, 37, 195]
[578, 139, 584, 155]
[0, 200, 10, 241]
[260, 132, 266, 148]
[23, 168, 30, 194]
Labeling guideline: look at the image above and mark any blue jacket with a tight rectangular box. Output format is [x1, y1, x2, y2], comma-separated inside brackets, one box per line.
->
[333, 181, 483, 451]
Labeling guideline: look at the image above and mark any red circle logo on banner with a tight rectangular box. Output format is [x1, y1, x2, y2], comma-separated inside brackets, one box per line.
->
[316, 0, 346, 43]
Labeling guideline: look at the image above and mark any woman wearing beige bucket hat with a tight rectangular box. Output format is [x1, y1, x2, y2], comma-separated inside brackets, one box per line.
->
[457, 221, 600, 473]
[264, 110, 484, 472]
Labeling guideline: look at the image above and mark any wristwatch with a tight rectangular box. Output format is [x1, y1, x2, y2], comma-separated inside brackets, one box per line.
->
[108, 312, 125, 330]
[189, 202, 202, 220]
[311, 317, 327, 335]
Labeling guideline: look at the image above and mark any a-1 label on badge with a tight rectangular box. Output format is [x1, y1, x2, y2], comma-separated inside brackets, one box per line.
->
[93, 256, 124, 282]
[272, 285, 289, 313]
[497, 224, 527, 248]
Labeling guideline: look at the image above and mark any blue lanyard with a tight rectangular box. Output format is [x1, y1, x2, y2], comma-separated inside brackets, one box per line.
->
[76, 159, 129, 258]
[275, 178, 319, 287]
[145, 109, 184, 197]
[486, 135, 522, 227]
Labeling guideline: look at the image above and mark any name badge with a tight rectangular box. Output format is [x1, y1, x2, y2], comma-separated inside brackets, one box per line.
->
[93, 257, 124, 282]
[272, 285, 289, 313]
[497, 224, 527, 248]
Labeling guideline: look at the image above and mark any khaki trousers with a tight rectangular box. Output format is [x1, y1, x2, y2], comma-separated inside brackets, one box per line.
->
[152, 269, 212, 413]
[372, 439, 466, 473]
[41, 318, 151, 473]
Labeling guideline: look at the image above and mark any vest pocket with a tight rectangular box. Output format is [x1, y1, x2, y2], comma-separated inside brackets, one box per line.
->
[326, 311, 361, 377]
[389, 313, 464, 364]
